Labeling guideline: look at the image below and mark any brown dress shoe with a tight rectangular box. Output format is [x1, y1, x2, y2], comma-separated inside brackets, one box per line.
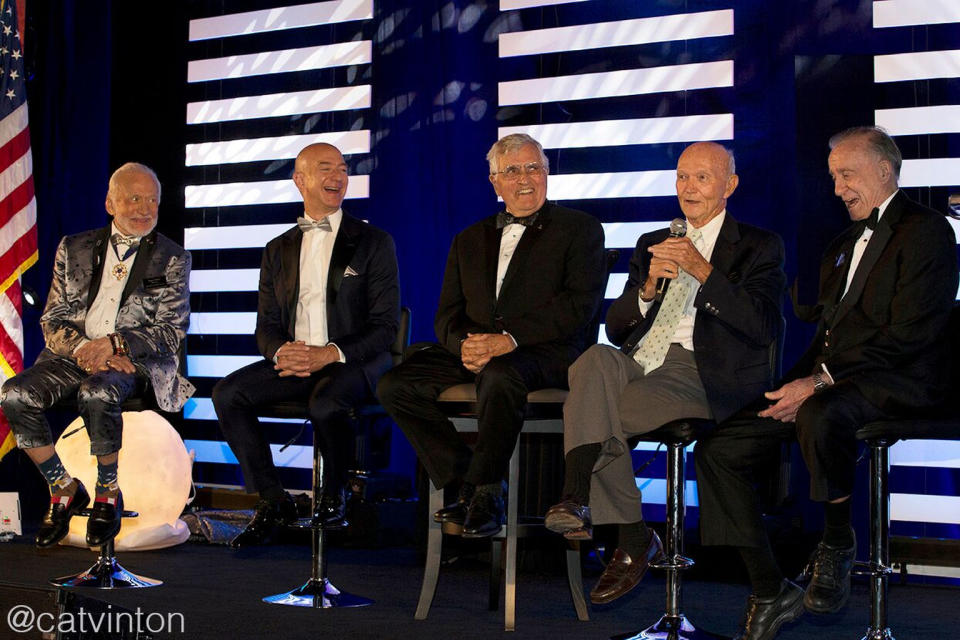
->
[544, 496, 592, 540]
[589, 531, 663, 604]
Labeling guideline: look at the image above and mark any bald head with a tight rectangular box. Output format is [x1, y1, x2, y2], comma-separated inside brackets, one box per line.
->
[675, 142, 739, 227]
[293, 143, 348, 219]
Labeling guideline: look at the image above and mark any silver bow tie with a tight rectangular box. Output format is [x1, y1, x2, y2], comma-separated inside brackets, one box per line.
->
[297, 216, 333, 232]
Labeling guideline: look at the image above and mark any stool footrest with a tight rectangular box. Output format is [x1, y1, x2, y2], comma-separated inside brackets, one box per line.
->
[289, 517, 349, 531]
[650, 554, 694, 571]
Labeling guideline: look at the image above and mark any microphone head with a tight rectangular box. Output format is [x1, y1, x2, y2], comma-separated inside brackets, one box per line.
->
[669, 218, 687, 237]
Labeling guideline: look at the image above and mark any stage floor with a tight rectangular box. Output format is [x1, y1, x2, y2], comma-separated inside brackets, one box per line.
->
[0, 536, 954, 639]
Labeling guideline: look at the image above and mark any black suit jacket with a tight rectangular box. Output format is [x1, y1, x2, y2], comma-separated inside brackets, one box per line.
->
[255, 213, 401, 390]
[434, 202, 606, 366]
[787, 190, 958, 413]
[606, 214, 786, 423]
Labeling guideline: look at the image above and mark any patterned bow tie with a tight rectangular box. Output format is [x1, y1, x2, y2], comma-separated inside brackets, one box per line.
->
[297, 216, 333, 232]
[110, 233, 140, 260]
[856, 207, 879, 233]
[496, 211, 539, 229]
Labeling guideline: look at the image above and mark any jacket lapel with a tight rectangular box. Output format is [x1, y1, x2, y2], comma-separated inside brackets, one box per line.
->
[327, 214, 360, 305]
[483, 216, 502, 304]
[496, 206, 550, 302]
[281, 228, 302, 337]
[707, 213, 741, 275]
[120, 230, 158, 305]
[86, 226, 113, 310]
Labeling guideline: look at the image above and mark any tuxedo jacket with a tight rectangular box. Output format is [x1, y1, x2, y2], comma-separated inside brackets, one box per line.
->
[39, 226, 194, 412]
[787, 190, 958, 413]
[256, 213, 400, 391]
[606, 214, 786, 423]
[434, 202, 606, 366]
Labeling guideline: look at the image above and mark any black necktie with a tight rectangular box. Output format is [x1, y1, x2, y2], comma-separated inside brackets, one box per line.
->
[297, 216, 333, 232]
[496, 211, 539, 229]
[110, 233, 140, 260]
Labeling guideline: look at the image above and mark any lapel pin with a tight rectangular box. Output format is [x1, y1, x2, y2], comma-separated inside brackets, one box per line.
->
[835, 252, 846, 267]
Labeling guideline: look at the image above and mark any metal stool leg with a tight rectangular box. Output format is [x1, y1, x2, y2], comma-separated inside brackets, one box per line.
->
[566, 541, 589, 621]
[415, 481, 444, 619]
[51, 537, 162, 589]
[264, 431, 373, 608]
[862, 442, 894, 640]
[504, 441, 519, 631]
[613, 441, 723, 640]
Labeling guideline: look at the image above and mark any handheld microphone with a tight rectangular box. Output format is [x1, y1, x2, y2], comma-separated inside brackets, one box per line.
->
[655, 218, 688, 302]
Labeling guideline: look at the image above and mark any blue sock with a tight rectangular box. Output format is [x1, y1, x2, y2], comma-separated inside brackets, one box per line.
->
[96, 459, 119, 495]
[37, 454, 73, 493]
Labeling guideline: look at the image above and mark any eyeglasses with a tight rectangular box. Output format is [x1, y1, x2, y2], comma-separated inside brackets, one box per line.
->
[493, 162, 546, 180]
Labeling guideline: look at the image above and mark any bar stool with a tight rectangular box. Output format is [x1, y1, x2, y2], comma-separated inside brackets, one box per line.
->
[50, 509, 161, 589]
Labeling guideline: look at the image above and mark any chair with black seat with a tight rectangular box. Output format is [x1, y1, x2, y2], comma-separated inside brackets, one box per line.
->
[852, 304, 960, 640]
[612, 319, 785, 640]
[259, 306, 411, 609]
[414, 249, 620, 631]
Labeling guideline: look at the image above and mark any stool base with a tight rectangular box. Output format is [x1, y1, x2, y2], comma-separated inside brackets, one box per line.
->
[263, 578, 373, 608]
[612, 614, 726, 640]
[861, 629, 895, 640]
[51, 556, 162, 589]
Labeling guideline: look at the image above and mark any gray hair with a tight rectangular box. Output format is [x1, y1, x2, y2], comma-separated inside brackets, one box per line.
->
[723, 146, 736, 175]
[829, 126, 902, 178]
[108, 162, 162, 199]
[486, 133, 549, 174]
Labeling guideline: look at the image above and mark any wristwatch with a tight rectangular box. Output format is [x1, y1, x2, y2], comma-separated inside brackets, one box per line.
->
[812, 371, 829, 393]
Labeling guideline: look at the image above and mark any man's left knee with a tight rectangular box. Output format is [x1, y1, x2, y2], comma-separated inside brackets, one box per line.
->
[77, 379, 124, 413]
[475, 359, 526, 401]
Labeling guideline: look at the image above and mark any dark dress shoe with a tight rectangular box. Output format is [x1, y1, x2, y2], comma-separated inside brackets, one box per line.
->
[314, 490, 347, 529]
[86, 492, 124, 547]
[544, 496, 592, 539]
[734, 579, 804, 640]
[434, 483, 474, 525]
[36, 482, 90, 548]
[590, 531, 663, 604]
[803, 535, 856, 613]
[230, 493, 298, 549]
[461, 486, 505, 539]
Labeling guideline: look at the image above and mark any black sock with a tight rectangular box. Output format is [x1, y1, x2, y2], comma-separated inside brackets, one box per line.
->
[261, 485, 288, 503]
[561, 443, 600, 505]
[823, 499, 854, 547]
[738, 542, 784, 598]
[618, 521, 653, 559]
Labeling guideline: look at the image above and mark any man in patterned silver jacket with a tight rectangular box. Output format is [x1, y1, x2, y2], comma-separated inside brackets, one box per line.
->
[1, 162, 193, 548]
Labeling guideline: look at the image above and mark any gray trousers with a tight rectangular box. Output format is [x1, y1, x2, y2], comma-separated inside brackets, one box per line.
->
[563, 343, 712, 525]
[1, 351, 144, 456]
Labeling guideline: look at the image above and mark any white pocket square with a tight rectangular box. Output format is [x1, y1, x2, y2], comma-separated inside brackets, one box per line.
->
[344, 266, 359, 277]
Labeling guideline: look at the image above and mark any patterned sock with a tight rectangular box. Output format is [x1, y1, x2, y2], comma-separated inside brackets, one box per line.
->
[561, 443, 601, 505]
[37, 454, 74, 495]
[618, 520, 653, 559]
[95, 459, 120, 496]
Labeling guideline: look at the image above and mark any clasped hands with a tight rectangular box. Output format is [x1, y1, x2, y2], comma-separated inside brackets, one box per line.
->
[461, 333, 515, 373]
[642, 236, 712, 300]
[758, 375, 817, 423]
[74, 337, 135, 375]
[275, 341, 340, 377]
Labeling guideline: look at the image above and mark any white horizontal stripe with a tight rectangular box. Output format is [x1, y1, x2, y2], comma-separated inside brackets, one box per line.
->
[875, 105, 960, 136]
[190, 268, 260, 292]
[500, 10, 733, 58]
[606, 273, 627, 298]
[548, 171, 676, 200]
[890, 439, 960, 469]
[189, 0, 373, 41]
[948, 218, 960, 246]
[500, 0, 585, 9]
[635, 478, 699, 508]
[499, 61, 734, 106]
[874, 49, 960, 83]
[185, 224, 294, 250]
[499, 114, 733, 149]
[873, 0, 960, 28]
[188, 312, 256, 335]
[188, 41, 372, 82]
[603, 221, 672, 248]
[0, 288, 22, 357]
[183, 397, 306, 424]
[903, 564, 960, 579]
[0, 149, 31, 202]
[184, 174, 368, 208]
[899, 158, 960, 187]
[186, 86, 371, 124]
[187, 354, 261, 378]
[185, 130, 370, 166]
[185, 439, 314, 469]
[0, 102, 28, 148]
[891, 493, 960, 524]
[0, 197, 36, 257]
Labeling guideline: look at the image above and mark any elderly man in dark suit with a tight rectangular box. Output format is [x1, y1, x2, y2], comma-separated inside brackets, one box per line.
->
[1, 162, 193, 548]
[543, 142, 786, 604]
[378, 133, 606, 538]
[213, 143, 399, 548]
[695, 127, 958, 640]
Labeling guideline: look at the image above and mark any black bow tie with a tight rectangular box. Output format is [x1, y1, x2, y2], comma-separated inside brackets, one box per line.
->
[298, 216, 333, 232]
[856, 207, 879, 233]
[496, 211, 539, 229]
[110, 233, 140, 260]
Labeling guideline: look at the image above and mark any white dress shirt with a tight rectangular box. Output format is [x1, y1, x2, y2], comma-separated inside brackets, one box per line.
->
[496, 223, 525, 299]
[80, 223, 139, 347]
[637, 211, 726, 351]
[842, 190, 896, 298]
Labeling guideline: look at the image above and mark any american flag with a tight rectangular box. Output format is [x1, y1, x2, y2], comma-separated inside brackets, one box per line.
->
[0, 0, 37, 462]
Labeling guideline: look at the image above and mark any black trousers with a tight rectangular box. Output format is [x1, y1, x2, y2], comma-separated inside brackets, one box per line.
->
[377, 343, 569, 488]
[696, 381, 885, 548]
[212, 359, 371, 496]
[1, 352, 144, 456]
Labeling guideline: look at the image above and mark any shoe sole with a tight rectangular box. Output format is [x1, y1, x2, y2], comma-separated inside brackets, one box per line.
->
[461, 526, 502, 539]
[545, 512, 586, 534]
[562, 526, 593, 541]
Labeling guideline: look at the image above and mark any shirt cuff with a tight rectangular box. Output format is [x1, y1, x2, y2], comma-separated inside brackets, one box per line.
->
[502, 331, 518, 348]
[819, 363, 836, 385]
[638, 291, 654, 315]
[72, 338, 91, 355]
[328, 342, 346, 363]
